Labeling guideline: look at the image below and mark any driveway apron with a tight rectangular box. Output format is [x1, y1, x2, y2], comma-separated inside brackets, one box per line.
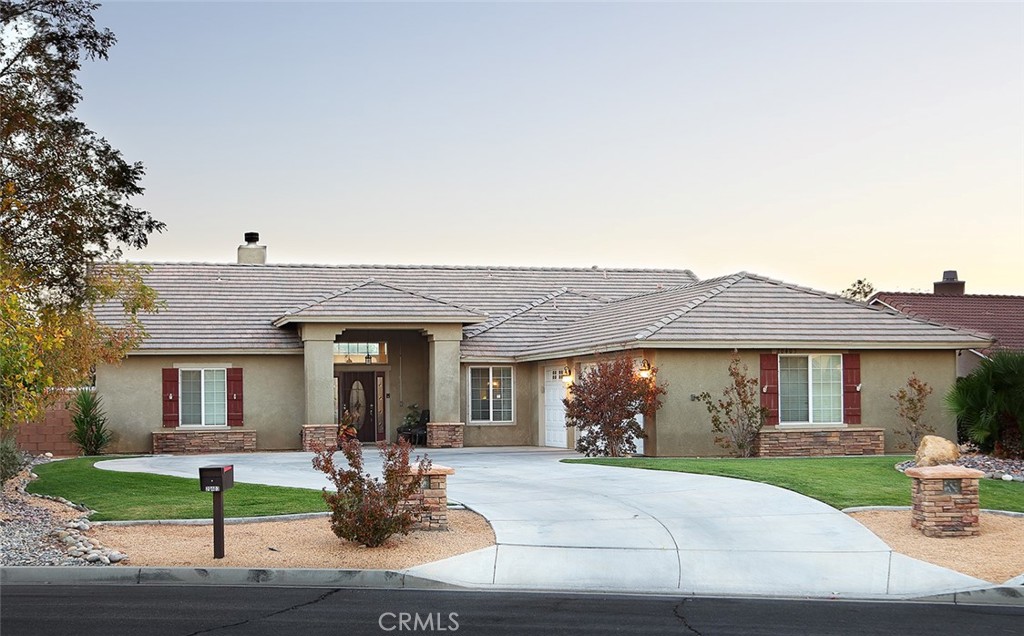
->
[97, 448, 989, 597]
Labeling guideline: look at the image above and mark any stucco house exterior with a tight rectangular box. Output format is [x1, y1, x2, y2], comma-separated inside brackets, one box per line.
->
[870, 270, 1023, 377]
[94, 235, 991, 457]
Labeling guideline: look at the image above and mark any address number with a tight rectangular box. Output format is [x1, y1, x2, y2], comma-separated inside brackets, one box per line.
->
[204, 486, 221, 492]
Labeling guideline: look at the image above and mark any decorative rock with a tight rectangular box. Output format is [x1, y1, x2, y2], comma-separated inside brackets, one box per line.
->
[108, 552, 125, 563]
[1002, 474, 1014, 481]
[100, 555, 110, 565]
[85, 553, 101, 562]
[915, 435, 960, 467]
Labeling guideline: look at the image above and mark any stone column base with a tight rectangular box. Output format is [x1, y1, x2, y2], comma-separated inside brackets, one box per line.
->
[301, 424, 339, 451]
[427, 422, 464, 448]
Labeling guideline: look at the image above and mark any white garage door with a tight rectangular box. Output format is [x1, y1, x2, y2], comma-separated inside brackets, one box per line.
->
[544, 366, 568, 448]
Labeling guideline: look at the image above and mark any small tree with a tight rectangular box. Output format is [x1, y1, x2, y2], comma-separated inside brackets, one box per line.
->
[563, 356, 666, 457]
[839, 279, 876, 302]
[68, 389, 112, 455]
[697, 354, 768, 457]
[311, 437, 430, 547]
[890, 374, 934, 450]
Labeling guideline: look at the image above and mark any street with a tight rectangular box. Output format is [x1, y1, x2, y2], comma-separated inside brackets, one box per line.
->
[2, 586, 1022, 636]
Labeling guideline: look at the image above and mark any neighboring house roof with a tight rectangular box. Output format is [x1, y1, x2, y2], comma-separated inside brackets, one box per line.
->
[100, 263, 698, 352]
[516, 273, 994, 360]
[870, 292, 1024, 351]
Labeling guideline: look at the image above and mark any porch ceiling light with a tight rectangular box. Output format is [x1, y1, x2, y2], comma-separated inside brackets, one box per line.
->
[561, 365, 573, 384]
[364, 352, 373, 364]
[637, 359, 653, 379]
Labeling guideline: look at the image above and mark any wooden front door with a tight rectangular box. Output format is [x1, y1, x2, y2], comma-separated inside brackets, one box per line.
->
[340, 371, 385, 443]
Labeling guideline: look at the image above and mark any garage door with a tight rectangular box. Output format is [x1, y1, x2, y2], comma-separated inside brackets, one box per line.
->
[544, 366, 568, 448]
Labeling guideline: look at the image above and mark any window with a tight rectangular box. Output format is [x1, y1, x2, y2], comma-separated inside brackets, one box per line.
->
[333, 342, 388, 364]
[180, 369, 227, 426]
[778, 354, 842, 424]
[470, 366, 513, 422]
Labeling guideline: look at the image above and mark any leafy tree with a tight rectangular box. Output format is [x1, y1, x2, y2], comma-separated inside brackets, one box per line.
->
[946, 352, 1024, 459]
[890, 374, 934, 450]
[311, 437, 431, 547]
[68, 388, 111, 455]
[0, 2, 163, 434]
[839, 278, 876, 302]
[697, 353, 768, 457]
[1, 0, 164, 307]
[563, 356, 666, 457]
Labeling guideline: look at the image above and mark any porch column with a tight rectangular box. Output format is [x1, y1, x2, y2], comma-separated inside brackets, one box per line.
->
[301, 325, 340, 425]
[426, 325, 463, 423]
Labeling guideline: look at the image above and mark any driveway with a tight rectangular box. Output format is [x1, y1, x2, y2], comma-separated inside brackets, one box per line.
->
[97, 447, 989, 597]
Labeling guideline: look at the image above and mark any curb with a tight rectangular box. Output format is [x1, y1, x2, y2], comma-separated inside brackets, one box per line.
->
[0, 566, 460, 590]
[842, 506, 1024, 518]
[914, 586, 1024, 606]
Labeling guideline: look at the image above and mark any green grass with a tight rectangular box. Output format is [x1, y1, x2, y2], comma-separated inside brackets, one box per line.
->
[27, 457, 328, 521]
[564, 455, 1024, 513]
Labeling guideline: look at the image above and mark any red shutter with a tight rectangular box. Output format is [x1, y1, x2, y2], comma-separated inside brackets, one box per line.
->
[843, 354, 861, 424]
[162, 368, 179, 428]
[227, 368, 244, 427]
[760, 354, 779, 426]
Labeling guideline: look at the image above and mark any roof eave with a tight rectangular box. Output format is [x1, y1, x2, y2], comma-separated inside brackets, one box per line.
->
[272, 315, 487, 327]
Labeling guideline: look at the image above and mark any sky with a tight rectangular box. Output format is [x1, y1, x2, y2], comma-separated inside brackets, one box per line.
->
[75, 1, 1024, 295]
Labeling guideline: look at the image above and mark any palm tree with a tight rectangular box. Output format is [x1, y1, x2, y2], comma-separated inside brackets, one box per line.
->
[946, 351, 1024, 458]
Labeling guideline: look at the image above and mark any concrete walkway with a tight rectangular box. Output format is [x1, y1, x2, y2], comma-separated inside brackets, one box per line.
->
[97, 447, 991, 598]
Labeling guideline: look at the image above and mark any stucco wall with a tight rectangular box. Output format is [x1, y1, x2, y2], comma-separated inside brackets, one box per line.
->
[459, 362, 538, 446]
[649, 349, 958, 457]
[96, 354, 305, 453]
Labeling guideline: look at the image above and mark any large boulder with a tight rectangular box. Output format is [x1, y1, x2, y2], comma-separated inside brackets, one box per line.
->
[914, 435, 960, 467]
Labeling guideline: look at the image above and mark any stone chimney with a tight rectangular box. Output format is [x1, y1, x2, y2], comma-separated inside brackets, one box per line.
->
[933, 270, 965, 296]
[237, 232, 266, 265]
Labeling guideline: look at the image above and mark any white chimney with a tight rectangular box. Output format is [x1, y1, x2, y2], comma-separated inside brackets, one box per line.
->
[237, 232, 266, 265]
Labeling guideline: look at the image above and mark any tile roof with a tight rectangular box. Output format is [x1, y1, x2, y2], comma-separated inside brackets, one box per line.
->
[97, 262, 991, 357]
[99, 262, 697, 352]
[516, 273, 993, 359]
[870, 292, 1024, 351]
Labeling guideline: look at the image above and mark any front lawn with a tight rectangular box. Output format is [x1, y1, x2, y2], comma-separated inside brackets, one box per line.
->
[564, 455, 1024, 512]
[27, 457, 328, 521]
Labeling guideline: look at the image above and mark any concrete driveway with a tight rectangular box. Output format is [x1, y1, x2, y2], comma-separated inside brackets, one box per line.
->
[97, 447, 989, 598]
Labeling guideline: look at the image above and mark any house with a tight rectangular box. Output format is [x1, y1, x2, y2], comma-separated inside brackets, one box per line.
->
[93, 235, 992, 457]
[869, 270, 1023, 377]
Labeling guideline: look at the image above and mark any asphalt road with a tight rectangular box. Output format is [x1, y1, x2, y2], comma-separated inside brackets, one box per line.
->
[2, 586, 1022, 636]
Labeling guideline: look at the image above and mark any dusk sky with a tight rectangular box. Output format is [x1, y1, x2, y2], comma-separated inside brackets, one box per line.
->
[78, 1, 1023, 295]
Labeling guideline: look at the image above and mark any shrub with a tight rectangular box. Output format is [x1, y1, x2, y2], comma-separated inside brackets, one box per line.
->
[946, 351, 1024, 459]
[68, 390, 112, 456]
[311, 437, 430, 547]
[563, 356, 666, 457]
[696, 353, 768, 457]
[891, 374, 934, 450]
[0, 430, 28, 486]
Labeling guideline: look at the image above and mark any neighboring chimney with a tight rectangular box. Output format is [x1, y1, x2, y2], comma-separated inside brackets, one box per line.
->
[237, 232, 266, 265]
[933, 270, 965, 295]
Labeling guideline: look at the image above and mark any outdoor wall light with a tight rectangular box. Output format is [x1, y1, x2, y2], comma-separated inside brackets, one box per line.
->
[637, 359, 653, 379]
[364, 352, 373, 364]
[562, 365, 573, 384]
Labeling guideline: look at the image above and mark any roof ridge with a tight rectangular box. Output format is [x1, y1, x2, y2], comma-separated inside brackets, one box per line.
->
[130, 261, 699, 275]
[633, 273, 746, 341]
[875, 291, 1024, 300]
[464, 288, 573, 338]
[367, 279, 488, 316]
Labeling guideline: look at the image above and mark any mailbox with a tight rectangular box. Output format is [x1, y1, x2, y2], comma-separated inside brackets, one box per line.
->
[199, 465, 234, 492]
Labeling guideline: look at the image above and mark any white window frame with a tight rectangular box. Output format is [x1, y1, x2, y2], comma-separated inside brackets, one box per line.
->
[468, 366, 514, 424]
[179, 368, 228, 427]
[777, 354, 844, 426]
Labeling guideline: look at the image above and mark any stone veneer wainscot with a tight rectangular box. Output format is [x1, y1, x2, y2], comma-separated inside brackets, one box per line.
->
[756, 427, 885, 457]
[152, 430, 257, 454]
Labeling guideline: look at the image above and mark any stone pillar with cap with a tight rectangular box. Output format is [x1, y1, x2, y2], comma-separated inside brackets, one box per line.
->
[905, 465, 985, 538]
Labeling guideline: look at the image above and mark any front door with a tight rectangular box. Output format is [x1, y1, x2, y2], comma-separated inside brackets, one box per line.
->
[340, 372, 385, 443]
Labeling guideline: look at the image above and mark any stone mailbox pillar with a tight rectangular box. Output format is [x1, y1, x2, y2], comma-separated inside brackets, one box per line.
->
[402, 464, 456, 531]
[905, 465, 985, 538]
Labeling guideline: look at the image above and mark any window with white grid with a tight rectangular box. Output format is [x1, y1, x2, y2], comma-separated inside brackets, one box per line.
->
[778, 354, 843, 424]
[470, 366, 514, 423]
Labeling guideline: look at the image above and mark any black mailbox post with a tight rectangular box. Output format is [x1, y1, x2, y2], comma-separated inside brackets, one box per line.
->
[199, 465, 234, 558]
